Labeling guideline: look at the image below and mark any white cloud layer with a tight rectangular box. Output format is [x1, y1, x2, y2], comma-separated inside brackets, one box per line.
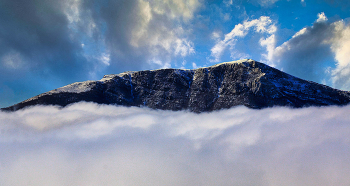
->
[1, 102, 350, 185]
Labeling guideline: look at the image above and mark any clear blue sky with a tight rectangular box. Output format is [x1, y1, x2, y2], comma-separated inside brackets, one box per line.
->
[1, 0, 350, 107]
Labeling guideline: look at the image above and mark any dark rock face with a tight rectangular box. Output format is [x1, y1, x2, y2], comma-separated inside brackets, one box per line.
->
[3, 59, 350, 112]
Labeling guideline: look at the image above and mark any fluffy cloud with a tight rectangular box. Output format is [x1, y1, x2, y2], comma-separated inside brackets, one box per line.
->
[57, 0, 199, 72]
[210, 16, 276, 63]
[88, 0, 199, 71]
[268, 16, 334, 82]
[328, 21, 350, 89]
[262, 12, 350, 90]
[210, 12, 350, 90]
[316, 12, 328, 23]
[1, 102, 350, 185]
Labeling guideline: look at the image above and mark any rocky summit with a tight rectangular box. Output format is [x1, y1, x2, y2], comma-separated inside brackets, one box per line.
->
[2, 59, 350, 112]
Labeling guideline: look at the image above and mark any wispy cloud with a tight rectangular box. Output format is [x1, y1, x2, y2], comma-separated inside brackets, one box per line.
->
[1, 102, 350, 185]
[210, 16, 276, 63]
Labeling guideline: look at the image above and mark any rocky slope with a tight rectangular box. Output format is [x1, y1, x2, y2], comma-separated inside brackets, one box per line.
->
[3, 59, 350, 112]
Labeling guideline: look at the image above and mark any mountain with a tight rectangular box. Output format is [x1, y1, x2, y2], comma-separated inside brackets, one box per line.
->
[2, 59, 350, 112]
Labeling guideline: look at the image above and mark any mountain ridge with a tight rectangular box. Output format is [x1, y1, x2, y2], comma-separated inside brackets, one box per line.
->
[2, 59, 350, 112]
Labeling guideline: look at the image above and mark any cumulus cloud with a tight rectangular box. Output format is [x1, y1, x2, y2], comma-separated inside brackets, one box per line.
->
[87, 0, 199, 71]
[209, 12, 350, 90]
[210, 16, 276, 63]
[260, 12, 350, 90]
[268, 18, 334, 82]
[327, 21, 350, 89]
[1, 102, 350, 185]
[316, 12, 328, 23]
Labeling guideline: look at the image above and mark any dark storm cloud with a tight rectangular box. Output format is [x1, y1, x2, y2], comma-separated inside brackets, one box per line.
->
[0, 0, 94, 107]
[0, 0, 200, 74]
[0, 0, 89, 80]
[0, 0, 199, 107]
[93, 0, 155, 71]
[1, 103, 350, 185]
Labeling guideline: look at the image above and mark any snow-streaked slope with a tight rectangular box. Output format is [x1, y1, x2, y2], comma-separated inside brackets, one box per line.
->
[3, 59, 350, 112]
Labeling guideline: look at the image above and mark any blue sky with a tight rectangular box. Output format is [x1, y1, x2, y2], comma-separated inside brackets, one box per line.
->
[1, 0, 350, 107]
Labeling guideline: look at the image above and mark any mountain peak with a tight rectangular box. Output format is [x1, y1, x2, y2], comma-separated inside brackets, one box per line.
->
[210, 58, 255, 67]
[2, 59, 350, 112]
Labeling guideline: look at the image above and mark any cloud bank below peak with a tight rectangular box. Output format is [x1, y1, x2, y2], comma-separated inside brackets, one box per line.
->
[1, 102, 350, 185]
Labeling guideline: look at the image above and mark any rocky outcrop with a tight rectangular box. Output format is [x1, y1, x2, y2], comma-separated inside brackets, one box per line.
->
[3, 59, 350, 112]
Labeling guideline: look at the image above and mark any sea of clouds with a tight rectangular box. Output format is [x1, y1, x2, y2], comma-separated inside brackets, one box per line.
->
[1, 102, 350, 186]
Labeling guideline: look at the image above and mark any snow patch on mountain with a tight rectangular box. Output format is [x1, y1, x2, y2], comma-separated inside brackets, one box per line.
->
[210, 58, 254, 68]
[48, 81, 95, 94]
[3, 59, 350, 112]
